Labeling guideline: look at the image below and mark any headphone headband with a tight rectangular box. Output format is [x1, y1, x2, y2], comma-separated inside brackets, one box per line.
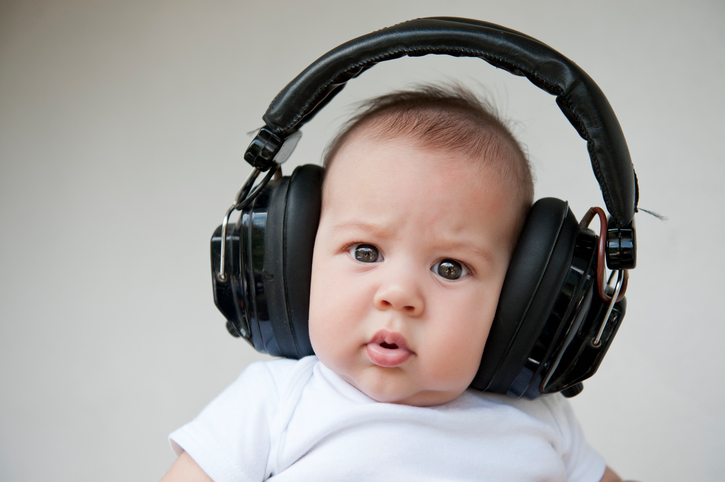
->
[249, 17, 637, 228]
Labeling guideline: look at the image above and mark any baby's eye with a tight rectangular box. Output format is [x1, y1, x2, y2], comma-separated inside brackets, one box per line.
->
[350, 244, 382, 263]
[433, 259, 468, 280]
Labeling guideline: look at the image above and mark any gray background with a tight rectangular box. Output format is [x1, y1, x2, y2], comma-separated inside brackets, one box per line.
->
[1, 1, 723, 480]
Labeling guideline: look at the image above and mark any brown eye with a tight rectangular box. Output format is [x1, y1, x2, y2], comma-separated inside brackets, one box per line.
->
[434, 259, 467, 280]
[351, 244, 381, 263]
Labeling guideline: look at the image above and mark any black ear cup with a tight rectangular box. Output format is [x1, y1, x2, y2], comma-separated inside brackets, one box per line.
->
[264, 164, 323, 359]
[211, 164, 323, 359]
[471, 198, 597, 397]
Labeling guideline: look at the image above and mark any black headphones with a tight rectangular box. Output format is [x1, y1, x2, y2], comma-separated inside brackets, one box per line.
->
[210, 17, 638, 399]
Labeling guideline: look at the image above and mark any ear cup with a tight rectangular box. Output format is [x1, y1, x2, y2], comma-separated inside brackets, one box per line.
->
[260, 164, 323, 359]
[471, 198, 579, 396]
[279, 164, 323, 358]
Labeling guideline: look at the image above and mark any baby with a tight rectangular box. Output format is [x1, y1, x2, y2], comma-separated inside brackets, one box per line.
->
[163, 86, 625, 481]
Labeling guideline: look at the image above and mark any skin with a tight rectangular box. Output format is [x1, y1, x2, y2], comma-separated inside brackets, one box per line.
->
[161, 452, 212, 482]
[309, 133, 520, 407]
[161, 131, 631, 482]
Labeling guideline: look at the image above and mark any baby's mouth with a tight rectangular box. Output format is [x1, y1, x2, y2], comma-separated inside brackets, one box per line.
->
[366, 330, 412, 367]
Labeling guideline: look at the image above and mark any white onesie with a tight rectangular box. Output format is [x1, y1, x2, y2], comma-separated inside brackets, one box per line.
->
[170, 356, 605, 481]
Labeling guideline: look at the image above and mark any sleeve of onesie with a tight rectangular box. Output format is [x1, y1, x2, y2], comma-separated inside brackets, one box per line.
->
[169, 361, 289, 482]
[545, 394, 607, 482]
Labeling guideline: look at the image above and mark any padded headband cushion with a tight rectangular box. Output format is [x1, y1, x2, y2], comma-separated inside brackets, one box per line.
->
[471, 198, 578, 393]
[252, 17, 636, 228]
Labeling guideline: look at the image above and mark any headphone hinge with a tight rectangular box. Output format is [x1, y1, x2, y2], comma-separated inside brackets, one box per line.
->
[244, 127, 301, 171]
[606, 221, 636, 270]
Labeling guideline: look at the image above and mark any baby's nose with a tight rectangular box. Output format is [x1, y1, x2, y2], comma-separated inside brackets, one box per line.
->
[373, 273, 424, 316]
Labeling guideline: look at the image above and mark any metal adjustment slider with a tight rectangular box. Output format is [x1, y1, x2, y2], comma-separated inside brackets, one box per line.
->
[580, 207, 630, 347]
[216, 166, 279, 282]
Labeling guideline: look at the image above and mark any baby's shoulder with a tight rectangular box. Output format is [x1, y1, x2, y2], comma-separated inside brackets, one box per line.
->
[460, 390, 576, 432]
[237, 355, 317, 396]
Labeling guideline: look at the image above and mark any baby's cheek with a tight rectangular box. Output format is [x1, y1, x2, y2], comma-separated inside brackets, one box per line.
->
[308, 303, 342, 359]
[307, 305, 326, 350]
[425, 336, 485, 386]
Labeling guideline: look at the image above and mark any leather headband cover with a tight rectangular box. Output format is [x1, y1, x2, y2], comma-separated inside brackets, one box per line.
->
[261, 17, 637, 227]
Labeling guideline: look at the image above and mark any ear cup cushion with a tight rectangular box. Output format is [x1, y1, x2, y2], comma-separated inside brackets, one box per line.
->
[471, 198, 579, 394]
[259, 175, 294, 357]
[260, 164, 323, 359]
[282, 164, 323, 358]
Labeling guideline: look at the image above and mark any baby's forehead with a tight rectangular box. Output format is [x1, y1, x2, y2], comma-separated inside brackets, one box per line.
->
[323, 133, 512, 207]
[321, 130, 527, 247]
[326, 130, 501, 186]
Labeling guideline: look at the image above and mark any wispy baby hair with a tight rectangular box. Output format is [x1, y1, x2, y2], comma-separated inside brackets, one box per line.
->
[322, 83, 535, 236]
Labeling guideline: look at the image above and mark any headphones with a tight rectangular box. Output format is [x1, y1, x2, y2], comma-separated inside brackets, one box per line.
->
[210, 17, 638, 399]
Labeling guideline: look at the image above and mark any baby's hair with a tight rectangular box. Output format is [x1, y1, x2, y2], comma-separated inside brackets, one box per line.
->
[322, 84, 535, 243]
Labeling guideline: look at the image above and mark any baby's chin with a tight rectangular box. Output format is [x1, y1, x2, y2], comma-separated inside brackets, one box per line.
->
[372, 388, 465, 407]
[347, 370, 466, 407]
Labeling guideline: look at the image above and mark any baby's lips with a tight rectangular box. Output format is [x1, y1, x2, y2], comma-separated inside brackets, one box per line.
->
[369, 329, 411, 350]
[365, 330, 413, 367]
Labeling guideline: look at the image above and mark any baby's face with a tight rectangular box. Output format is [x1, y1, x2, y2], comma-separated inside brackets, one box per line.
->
[308, 134, 520, 406]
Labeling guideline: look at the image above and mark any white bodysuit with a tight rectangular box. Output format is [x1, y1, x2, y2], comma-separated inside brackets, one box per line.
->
[170, 356, 605, 481]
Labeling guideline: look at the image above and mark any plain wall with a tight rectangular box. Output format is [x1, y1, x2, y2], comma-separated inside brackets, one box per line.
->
[1, 1, 723, 480]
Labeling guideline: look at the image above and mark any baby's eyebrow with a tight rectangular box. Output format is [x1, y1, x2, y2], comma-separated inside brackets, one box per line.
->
[331, 221, 392, 239]
[438, 240, 496, 267]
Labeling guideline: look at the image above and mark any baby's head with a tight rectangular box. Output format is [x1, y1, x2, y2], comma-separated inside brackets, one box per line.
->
[308, 85, 533, 406]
